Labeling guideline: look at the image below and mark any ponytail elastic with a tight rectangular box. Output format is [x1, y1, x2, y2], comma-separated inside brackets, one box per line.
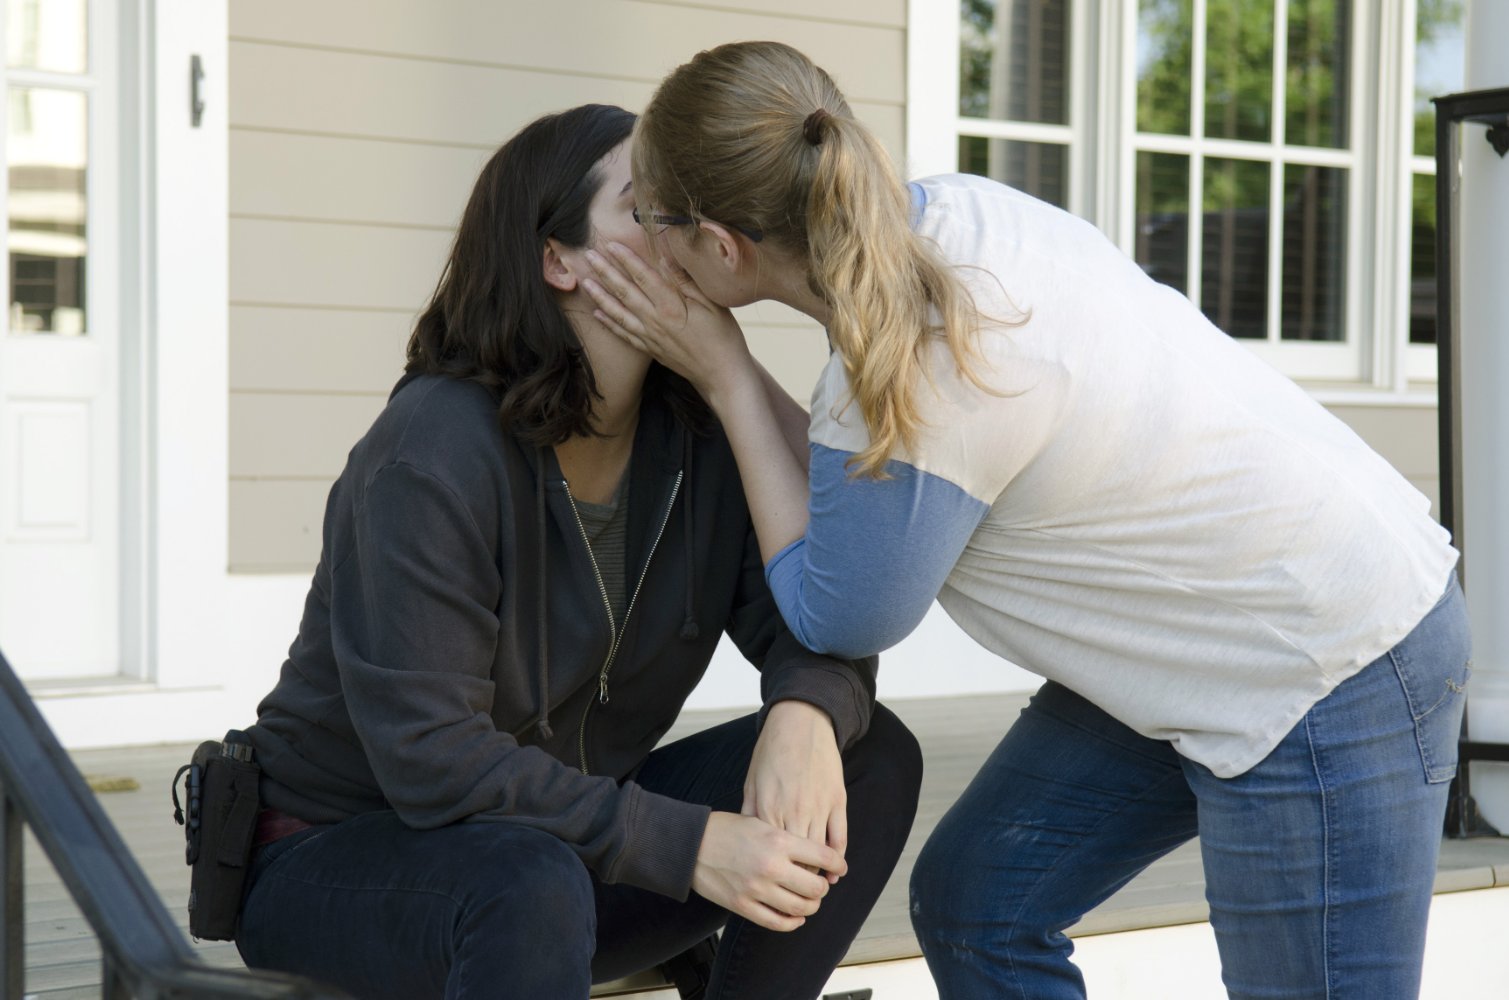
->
[802, 108, 831, 146]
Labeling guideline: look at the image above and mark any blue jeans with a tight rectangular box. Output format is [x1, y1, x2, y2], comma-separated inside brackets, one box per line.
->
[910, 579, 1471, 1000]
[235, 705, 921, 1000]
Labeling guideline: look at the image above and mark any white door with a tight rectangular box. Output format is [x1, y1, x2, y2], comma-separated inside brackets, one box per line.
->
[0, 0, 121, 681]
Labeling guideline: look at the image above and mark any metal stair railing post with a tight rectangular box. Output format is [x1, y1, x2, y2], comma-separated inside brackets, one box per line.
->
[0, 646, 348, 999]
[1431, 86, 1509, 839]
[2, 789, 20, 999]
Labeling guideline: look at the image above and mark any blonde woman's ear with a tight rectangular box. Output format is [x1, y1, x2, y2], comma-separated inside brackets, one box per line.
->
[697, 220, 749, 274]
[541, 239, 578, 293]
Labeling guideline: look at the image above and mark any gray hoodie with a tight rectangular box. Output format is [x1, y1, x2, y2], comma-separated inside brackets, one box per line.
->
[246, 373, 877, 900]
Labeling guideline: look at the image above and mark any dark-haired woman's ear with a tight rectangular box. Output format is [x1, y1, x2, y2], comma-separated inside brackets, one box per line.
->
[542, 239, 578, 293]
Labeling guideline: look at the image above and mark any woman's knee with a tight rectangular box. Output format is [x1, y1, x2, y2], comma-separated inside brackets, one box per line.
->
[845, 703, 924, 804]
[462, 824, 596, 933]
[839, 704, 924, 862]
[909, 822, 968, 938]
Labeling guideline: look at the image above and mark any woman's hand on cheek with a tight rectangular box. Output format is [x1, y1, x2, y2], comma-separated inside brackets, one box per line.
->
[581, 242, 754, 400]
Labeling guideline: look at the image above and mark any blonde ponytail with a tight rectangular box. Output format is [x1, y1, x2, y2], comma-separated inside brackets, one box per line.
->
[634, 41, 993, 477]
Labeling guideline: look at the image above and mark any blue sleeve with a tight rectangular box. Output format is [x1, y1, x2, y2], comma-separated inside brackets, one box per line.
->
[764, 443, 991, 658]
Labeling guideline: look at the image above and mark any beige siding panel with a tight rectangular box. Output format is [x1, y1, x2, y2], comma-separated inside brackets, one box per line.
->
[231, 130, 488, 229]
[231, 218, 899, 326]
[229, 41, 653, 148]
[229, 479, 332, 572]
[231, 217, 450, 310]
[230, 306, 412, 394]
[734, 300, 819, 330]
[746, 324, 830, 404]
[1327, 403, 1442, 517]
[229, 43, 902, 163]
[231, 393, 385, 480]
[646, 0, 906, 27]
[225, 331, 819, 487]
[1327, 405, 1439, 478]
[231, 110, 901, 231]
[229, 1, 904, 104]
[230, 307, 819, 403]
[227, 0, 905, 572]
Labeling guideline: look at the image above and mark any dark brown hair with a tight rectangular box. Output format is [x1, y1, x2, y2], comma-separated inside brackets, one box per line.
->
[407, 104, 707, 444]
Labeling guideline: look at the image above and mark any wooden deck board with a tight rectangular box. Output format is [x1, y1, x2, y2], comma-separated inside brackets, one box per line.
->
[15, 693, 1509, 996]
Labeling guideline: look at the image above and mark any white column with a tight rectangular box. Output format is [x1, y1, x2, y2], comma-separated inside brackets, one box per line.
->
[1456, 0, 1509, 828]
[905, 0, 959, 178]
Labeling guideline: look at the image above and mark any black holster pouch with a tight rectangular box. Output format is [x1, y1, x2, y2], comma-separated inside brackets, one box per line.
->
[170, 729, 261, 941]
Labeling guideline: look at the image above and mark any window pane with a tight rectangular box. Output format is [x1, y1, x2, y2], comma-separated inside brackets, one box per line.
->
[1135, 151, 1190, 293]
[1410, 172, 1438, 344]
[1137, 0, 1193, 135]
[1280, 164, 1346, 341]
[960, 0, 1072, 124]
[1204, 0, 1275, 142]
[1413, 0, 1466, 157]
[8, 87, 87, 336]
[1201, 157, 1269, 338]
[959, 135, 1069, 208]
[6, 0, 87, 74]
[1285, 0, 1350, 148]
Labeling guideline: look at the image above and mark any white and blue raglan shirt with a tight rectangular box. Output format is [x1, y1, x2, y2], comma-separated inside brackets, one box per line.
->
[766, 173, 1459, 778]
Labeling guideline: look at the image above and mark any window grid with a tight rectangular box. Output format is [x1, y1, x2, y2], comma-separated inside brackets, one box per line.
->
[1131, 0, 1363, 370]
[1, 0, 100, 338]
[912, 0, 1451, 392]
[954, 0, 1089, 217]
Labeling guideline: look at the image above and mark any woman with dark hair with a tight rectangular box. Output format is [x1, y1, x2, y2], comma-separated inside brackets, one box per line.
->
[230, 104, 921, 1000]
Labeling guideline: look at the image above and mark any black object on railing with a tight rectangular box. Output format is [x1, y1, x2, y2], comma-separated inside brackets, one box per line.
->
[1431, 87, 1509, 840]
[0, 648, 347, 999]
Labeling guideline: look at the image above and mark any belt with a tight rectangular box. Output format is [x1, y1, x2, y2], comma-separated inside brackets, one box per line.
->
[254, 807, 314, 847]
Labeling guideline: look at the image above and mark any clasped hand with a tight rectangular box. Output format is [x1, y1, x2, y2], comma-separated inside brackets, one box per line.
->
[692, 701, 849, 933]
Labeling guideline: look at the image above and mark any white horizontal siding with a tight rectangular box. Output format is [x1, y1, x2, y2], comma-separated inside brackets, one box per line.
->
[1327, 404, 1441, 518]
[228, 0, 906, 572]
[229, 0, 906, 104]
[231, 131, 488, 230]
[230, 305, 413, 395]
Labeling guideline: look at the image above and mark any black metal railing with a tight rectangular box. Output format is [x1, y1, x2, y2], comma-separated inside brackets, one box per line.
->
[1432, 87, 1509, 839]
[0, 648, 345, 999]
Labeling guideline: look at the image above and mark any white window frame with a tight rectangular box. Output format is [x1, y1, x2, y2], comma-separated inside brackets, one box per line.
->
[1, 0, 119, 345]
[954, 1, 1096, 218]
[906, 0, 1447, 398]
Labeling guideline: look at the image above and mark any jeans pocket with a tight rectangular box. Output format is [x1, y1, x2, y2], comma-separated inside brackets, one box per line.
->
[1389, 582, 1472, 784]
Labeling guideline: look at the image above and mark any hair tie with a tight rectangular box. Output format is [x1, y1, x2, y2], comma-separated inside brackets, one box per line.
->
[802, 108, 831, 146]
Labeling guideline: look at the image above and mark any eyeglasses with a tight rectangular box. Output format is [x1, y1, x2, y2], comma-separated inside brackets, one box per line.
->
[633, 207, 764, 243]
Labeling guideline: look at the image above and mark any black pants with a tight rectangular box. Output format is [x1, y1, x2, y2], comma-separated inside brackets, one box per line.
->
[236, 705, 922, 1000]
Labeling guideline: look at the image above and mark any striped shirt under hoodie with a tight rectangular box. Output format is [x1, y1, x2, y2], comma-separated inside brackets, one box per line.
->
[766, 173, 1458, 778]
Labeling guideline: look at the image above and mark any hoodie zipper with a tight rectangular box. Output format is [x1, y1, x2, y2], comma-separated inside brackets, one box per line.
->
[564, 470, 683, 774]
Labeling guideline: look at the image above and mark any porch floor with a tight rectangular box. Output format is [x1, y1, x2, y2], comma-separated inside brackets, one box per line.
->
[17, 693, 1509, 997]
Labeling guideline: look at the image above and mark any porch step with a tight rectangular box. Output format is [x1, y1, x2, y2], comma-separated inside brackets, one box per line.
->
[597, 885, 1509, 1000]
[18, 696, 1509, 998]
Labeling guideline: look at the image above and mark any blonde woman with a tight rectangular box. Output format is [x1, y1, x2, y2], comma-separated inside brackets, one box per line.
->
[583, 41, 1471, 1000]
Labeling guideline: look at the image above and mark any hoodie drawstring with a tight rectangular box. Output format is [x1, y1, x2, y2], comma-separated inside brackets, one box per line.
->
[533, 447, 554, 742]
[679, 429, 699, 640]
